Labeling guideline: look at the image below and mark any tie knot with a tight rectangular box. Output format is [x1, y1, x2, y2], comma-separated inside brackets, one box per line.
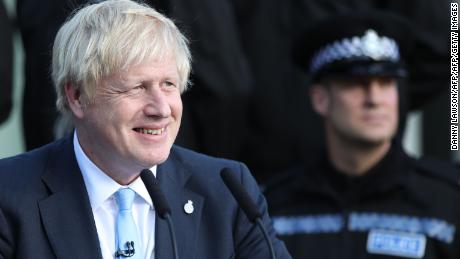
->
[116, 188, 135, 211]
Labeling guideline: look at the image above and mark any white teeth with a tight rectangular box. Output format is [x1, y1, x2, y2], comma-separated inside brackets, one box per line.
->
[138, 128, 165, 135]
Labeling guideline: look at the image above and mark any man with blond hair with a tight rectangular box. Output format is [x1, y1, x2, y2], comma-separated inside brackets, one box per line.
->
[0, 1, 292, 258]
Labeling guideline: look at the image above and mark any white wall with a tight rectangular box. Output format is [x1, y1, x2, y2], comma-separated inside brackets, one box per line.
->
[403, 112, 423, 158]
[0, 0, 25, 158]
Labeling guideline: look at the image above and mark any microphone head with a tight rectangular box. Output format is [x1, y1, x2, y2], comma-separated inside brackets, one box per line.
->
[140, 169, 171, 219]
[220, 168, 262, 223]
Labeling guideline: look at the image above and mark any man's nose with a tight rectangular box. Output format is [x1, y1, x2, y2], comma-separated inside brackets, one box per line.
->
[144, 87, 171, 117]
[364, 80, 383, 105]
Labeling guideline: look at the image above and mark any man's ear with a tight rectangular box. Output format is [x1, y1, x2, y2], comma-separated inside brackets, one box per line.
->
[64, 83, 84, 119]
[310, 84, 330, 116]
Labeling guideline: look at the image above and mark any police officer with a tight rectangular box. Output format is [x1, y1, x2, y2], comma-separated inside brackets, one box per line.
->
[265, 11, 460, 259]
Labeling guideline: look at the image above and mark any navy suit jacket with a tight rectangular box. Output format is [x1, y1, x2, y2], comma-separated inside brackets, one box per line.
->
[0, 136, 291, 259]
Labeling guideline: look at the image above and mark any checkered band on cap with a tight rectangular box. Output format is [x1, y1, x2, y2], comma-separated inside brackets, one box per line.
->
[310, 29, 400, 74]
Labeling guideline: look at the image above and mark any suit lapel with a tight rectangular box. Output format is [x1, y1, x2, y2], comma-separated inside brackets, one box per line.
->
[155, 150, 204, 259]
[39, 137, 102, 259]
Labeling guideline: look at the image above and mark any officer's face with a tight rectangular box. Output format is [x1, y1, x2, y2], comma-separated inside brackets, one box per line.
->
[312, 76, 398, 147]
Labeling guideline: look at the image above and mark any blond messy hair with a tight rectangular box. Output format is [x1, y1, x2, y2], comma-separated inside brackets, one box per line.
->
[52, 0, 191, 114]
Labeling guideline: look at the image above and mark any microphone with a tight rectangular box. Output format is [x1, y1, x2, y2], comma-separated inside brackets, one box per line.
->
[220, 168, 277, 259]
[140, 169, 179, 259]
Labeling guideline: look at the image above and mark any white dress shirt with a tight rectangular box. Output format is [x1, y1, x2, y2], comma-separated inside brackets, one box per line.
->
[73, 131, 156, 259]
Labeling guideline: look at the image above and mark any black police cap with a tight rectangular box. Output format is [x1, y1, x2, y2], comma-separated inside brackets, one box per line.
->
[293, 11, 413, 82]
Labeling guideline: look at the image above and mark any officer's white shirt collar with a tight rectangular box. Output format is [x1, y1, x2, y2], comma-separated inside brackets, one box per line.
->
[73, 131, 155, 210]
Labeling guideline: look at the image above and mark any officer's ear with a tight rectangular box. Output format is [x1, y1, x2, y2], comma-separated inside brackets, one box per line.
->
[310, 83, 330, 116]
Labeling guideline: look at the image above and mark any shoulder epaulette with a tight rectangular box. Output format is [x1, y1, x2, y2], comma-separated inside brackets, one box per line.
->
[415, 157, 460, 189]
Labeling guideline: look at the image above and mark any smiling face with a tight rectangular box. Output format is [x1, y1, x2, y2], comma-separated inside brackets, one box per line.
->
[311, 76, 399, 147]
[67, 57, 182, 183]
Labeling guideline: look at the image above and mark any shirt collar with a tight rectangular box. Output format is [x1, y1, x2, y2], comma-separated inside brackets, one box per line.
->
[73, 131, 156, 210]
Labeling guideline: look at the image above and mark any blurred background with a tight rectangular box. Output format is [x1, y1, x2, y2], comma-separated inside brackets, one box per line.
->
[0, 0, 23, 157]
[0, 0, 458, 184]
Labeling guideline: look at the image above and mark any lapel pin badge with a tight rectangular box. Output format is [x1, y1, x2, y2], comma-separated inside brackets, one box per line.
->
[184, 200, 194, 214]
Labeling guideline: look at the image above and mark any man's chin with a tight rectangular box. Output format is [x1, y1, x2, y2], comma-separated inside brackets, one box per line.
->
[355, 134, 393, 148]
[140, 151, 170, 167]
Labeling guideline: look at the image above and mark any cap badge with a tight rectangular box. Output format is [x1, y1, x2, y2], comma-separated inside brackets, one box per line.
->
[363, 29, 385, 60]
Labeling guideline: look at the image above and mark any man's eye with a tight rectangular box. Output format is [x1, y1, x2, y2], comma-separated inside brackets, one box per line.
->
[378, 77, 396, 86]
[164, 81, 176, 88]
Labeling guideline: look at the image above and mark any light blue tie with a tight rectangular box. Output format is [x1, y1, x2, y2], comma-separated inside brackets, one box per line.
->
[115, 188, 142, 259]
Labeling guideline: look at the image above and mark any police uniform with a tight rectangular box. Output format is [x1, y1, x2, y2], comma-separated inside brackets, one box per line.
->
[266, 143, 460, 259]
[265, 12, 460, 259]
